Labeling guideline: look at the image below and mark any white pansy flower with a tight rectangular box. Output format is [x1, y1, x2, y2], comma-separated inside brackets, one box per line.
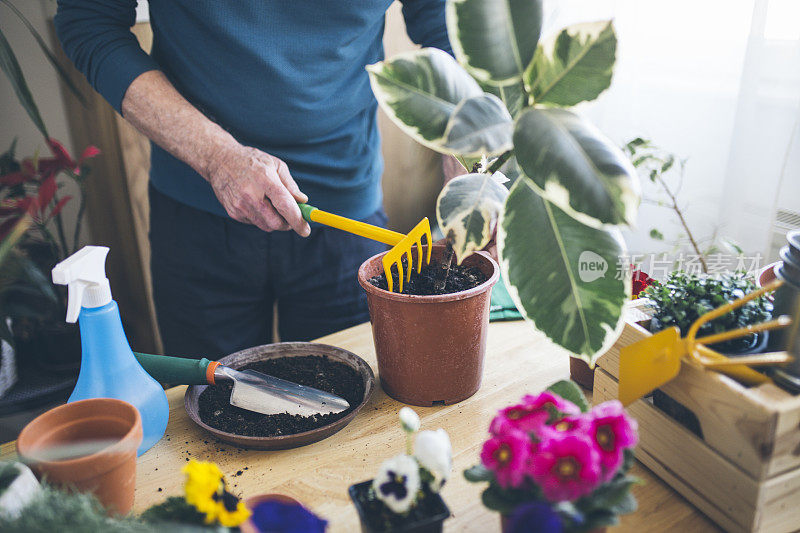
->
[373, 454, 421, 514]
[413, 429, 452, 493]
[399, 407, 420, 433]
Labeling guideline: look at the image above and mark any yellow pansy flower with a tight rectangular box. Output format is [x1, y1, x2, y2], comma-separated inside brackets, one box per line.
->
[182, 460, 251, 527]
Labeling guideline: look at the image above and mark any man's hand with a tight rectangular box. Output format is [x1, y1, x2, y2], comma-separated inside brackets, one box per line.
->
[121, 70, 310, 236]
[206, 144, 310, 236]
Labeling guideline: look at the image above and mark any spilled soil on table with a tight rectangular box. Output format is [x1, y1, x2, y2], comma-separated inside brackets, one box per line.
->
[198, 355, 364, 437]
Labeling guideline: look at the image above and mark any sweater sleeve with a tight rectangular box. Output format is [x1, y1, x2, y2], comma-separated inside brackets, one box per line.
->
[399, 0, 453, 55]
[55, 0, 159, 114]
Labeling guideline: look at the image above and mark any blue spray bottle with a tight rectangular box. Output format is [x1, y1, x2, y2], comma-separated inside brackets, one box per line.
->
[52, 246, 169, 456]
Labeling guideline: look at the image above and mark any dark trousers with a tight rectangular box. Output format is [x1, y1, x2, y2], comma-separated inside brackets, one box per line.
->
[149, 185, 387, 359]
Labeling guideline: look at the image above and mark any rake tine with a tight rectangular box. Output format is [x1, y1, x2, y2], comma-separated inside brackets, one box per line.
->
[396, 258, 404, 293]
[415, 239, 423, 273]
[383, 260, 394, 293]
[424, 224, 432, 265]
[405, 249, 413, 283]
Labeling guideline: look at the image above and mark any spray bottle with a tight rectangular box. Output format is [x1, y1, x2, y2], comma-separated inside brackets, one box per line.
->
[52, 246, 168, 455]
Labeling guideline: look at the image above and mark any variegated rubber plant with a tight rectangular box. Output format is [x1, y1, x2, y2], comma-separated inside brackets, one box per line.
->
[366, 0, 640, 364]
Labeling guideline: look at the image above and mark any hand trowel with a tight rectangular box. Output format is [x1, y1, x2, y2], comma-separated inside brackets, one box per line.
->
[134, 352, 350, 416]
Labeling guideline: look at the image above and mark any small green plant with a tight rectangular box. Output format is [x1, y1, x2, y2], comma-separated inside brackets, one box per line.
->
[624, 138, 742, 273]
[643, 271, 772, 351]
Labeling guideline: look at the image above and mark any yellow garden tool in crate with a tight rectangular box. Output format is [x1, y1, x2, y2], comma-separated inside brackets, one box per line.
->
[618, 279, 794, 405]
[298, 203, 432, 293]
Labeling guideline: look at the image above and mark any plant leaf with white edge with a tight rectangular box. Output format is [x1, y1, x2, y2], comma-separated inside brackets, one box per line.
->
[497, 178, 630, 362]
[437, 173, 508, 264]
[367, 48, 482, 152]
[443, 93, 513, 157]
[513, 107, 639, 228]
[525, 20, 616, 107]
[482, 79, 527, 117]
[447, 0, 543, 86]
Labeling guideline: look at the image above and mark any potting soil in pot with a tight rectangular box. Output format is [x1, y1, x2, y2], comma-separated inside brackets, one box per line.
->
[368, 258, 487, 295]
[198, 356, 364, 437]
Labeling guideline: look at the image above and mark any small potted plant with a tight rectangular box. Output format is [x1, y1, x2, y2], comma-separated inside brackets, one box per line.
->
[141, 459, 252, 528]
[349, 408, 452, 532]
[643, 270, 772, 354]
[364, 0, 640, 405]
[641, 270, 772, 433]
[465, 381, 639, 533]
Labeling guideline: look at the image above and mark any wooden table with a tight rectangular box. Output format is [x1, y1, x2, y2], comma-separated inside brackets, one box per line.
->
[1, 321, 720, 532]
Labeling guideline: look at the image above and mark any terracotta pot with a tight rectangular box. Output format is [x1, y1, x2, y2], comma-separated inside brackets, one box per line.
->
[358, 245, 499, 406]
[240, 494, 301, 533]
[569, 357, 595, 390]
[500, 513, 606, 533]
[16, 398, 142, 515]
[758, 261, 779, 289]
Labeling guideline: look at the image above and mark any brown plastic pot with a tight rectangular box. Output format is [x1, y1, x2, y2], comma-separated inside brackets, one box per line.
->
[16, 398, 142, 515]
[569, 356, 595, 390]
[358, 244, 499, 406]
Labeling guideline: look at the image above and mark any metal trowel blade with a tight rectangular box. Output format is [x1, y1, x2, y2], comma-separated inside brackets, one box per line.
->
[227, 368, 350, 417]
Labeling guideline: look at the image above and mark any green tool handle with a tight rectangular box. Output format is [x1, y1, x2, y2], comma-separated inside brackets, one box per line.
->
[134, 352, 213, 385]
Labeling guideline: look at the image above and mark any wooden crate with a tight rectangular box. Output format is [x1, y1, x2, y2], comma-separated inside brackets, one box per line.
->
[594, 301, 800, 533]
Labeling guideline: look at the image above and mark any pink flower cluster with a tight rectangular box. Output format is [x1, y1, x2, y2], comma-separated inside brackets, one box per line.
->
[480, 392, 638, 502]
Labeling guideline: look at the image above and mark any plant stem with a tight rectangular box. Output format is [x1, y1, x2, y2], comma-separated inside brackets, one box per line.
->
[487, 151, 512, 174]
[72, 182, 86, 254]
[52, 191, 69, 260]
[655, 175, 708, 273]
[435, 243, 454, 293]
[405, 433, 413, 456]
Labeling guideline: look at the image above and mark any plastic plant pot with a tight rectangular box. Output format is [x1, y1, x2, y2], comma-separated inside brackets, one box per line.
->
[357, 244, 499, 406]
[348, 479, 450, 533]
[16, 398, 142, 515]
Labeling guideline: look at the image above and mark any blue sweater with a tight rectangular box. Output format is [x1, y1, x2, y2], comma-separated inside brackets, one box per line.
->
[55, 1, 451, 220]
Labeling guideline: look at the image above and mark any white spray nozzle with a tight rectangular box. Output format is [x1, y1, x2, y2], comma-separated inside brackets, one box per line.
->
[52, 246, 112, 323]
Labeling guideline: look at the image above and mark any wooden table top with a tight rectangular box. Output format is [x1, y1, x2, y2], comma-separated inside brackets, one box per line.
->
[1, 321, 720, 532]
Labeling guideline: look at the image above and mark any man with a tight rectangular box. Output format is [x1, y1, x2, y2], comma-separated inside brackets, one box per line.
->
[55, 1, 451, 358]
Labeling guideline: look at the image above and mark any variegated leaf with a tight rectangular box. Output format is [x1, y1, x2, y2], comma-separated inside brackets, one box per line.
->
[366, 48, 482, 152]
[447, 0, 543, 86]
[525, 21, 616, 107]
[443, 93, 513, 157]
[497, 177, 630, 362]
[437, 173, 509, 263]
[481, 79, 527, 117]
[513, 107, 639, 228]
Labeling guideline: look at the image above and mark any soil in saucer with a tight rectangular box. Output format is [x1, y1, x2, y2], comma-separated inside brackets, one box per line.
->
[368, 256, 487, 295]
[198, 355, 364, 437]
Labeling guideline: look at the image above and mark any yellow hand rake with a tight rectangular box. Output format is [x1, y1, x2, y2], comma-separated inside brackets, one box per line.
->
[298, 203, 432, 293]
[618, 279, 794, 406]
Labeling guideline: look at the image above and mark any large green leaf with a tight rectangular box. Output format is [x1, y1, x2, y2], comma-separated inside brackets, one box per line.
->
[0, 26, 48, 138]
[437, 172, 508, 263]
[443, 93, 513, 157]
[366, 48, 482, 152]
[525, 20, 617, 106]
[481, 79, 527, 117]
[497, 178, 630, 362]
[447, 0, 543, 86]
[513, 108, 639, 228]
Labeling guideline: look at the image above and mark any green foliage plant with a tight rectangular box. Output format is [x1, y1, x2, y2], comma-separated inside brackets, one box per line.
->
[367, 0, 641, 363]
[643, 271, 772, 352]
